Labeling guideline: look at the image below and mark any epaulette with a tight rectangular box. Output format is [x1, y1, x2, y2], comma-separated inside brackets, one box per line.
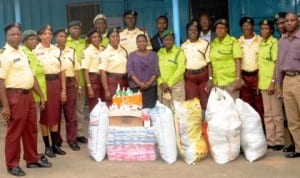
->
[0, 48, 5, 54]
[69, 46, 75, 50]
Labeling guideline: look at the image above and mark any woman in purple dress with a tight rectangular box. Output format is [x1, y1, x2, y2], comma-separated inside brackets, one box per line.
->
[127, 34, 160, 108]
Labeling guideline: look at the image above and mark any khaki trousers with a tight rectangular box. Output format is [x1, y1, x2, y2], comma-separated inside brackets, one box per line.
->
[157, 80, 185, 110]
[76, 89, 86, 137]
[261, 90, 284, 145]
[283, 75, 300, 152]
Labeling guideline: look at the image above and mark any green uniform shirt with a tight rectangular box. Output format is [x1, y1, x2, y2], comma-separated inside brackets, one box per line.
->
[22, 45, 47, 102]
[100, 31, 109, 47]
[258, 35, 278, 90]
[157, 45, 186, 87]
[210, 34, 242, 86]
[66, 36, 86, 86]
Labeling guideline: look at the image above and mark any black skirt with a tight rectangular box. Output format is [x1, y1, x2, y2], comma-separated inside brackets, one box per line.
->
[132, 85, 157, 108]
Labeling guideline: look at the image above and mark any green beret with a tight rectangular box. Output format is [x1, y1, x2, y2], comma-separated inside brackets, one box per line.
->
[86, 28, 98, 37]
[22, 30, 37, 42]
[124, 10, 137, 17]
[54, 28, 67, 37]
[161, 29, 174, 39]
[259, 19, 274, 30]
[274, 12, 287, 21]
[38, 24, 52, 35]
[214, 18, 229, 28]
[239, 16, 254, 26]
[4, 23, 21, 33]
[107, 27, 119, 38]
[68, 20, 81, 28]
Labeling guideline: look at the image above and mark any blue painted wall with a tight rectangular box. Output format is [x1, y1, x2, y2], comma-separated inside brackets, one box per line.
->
[0, 0, 299, 46]
[229, 0, 299, 37]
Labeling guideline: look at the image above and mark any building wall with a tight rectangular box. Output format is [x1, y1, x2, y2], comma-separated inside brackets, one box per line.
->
[0, 0, 299, 46]
[229, 0, 299, 36]
[0, 0, 189, 46]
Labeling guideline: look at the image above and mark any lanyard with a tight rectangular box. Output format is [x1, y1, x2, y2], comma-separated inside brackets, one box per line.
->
[158, 36, 163, 48]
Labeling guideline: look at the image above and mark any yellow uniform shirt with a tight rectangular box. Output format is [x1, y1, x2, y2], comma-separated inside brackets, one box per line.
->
[99, 44, 127, 73]
[120, 27, 152, 54]
[34, 44, 66, 74]
[61, 46, 80, 77]
[210, 34, 242, 86]
[100, 31, 109, 48]
[157, 45, 186, 87]
[0, 44, 34, 89]
[258, 35, 278, 90]
[22, 45, 47, 101]
[81, 44, 104, 73]
[66, 36, 86, 86]
[239, 34, 262, 71]
[181, 39, 211, 70]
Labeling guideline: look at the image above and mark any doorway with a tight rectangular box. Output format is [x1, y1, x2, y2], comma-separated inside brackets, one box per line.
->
[189, 0, 228, 24]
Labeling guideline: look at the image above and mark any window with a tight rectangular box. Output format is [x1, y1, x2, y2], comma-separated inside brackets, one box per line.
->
[66, 2, 100, 34]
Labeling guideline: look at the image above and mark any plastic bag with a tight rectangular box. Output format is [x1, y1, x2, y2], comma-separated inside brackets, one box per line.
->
[174, 98, 208, 165]
[88, 99, 109, 162]
[235, 99, 267, 162]
[206, 88, 241, 164]
[147, 101, 177, 164]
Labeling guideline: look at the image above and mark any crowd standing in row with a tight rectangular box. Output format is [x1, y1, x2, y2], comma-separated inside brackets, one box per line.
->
[0, 9, 299, 177]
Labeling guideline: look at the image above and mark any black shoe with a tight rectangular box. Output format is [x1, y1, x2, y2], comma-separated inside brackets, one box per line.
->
[38, 154, 48, 163]
[286, 152, 300, 158]
[26, 160, 52, 168]
[53, 145, 66, 155]
[57, 142, 62, 147]
[7, 166, 25, 177]
[77, 136, 88, 144]
[273, 145, 284, 151]
[45, 146, 56, 158]
[267, 145, 274, 149]
[69, 143, 80, 151]
[283, 144, 295, 152]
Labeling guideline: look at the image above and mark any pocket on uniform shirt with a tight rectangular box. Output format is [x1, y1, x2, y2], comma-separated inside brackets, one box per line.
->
[217, 50, 232, 55]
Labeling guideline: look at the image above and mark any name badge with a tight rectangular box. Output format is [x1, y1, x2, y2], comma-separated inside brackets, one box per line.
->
[13, 58, 21, 63]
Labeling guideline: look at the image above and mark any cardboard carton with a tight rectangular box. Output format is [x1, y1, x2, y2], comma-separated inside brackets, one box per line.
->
[109, 116, 143, 127]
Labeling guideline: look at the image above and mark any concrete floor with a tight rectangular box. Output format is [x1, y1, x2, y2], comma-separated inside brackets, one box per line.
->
[1, 116, 300, 178]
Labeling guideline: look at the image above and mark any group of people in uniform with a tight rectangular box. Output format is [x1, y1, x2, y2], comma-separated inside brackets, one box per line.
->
[0, 8, 300, 177]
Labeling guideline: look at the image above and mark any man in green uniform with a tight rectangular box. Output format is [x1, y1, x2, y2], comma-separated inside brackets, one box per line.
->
[66, 20, 88, 144]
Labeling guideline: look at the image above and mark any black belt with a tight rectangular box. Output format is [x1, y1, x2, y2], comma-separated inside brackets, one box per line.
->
[45, 74, 59, 80]
[66, 77, 74, 82]
[285, 71, 300, 77]
[107, 73, 127, 80]
[7, 88, 30, 94]
[89, 72, 98, 76]
[186, 66, 207, 75]
[242, 70, 258, 76]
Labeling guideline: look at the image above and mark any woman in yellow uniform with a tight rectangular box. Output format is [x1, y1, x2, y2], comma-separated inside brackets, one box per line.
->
[34, 25, 67, 158]
[55, 29, 81, 151]
[209, 19, 243, 99]
[82, 28, 104, 111]
[157, 29, 186, 108]
[258, 19, 284, 151]
[99, 28, 128, 106]
[181, 21, 212, 110]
